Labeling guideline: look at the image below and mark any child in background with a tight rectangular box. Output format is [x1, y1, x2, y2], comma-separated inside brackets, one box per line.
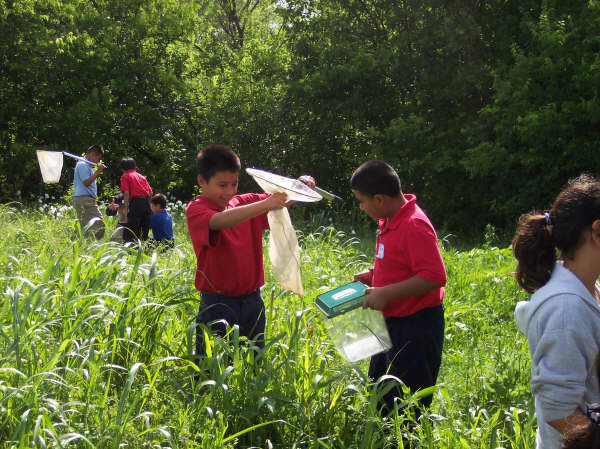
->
[186, 144, 315, 358]
[351, 160, 446, 421]
[513, 174, 600, 449]
[106, 192, 127, 242]
[120, 157, 152, 243]
[150, 193, 174, 246]
[72, 144, 106, 239]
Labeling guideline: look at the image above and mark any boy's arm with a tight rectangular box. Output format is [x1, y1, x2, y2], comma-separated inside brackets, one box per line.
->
[122, 190, 130, 217]
[362, 275, 442, 311]
[82, 164, 106, 187]
[209, 192, 288, 230]
[548, 409, 591, 440]
[354, 268, 374, 286]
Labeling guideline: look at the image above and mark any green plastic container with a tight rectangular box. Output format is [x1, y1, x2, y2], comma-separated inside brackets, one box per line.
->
[316, 282, 392, 362]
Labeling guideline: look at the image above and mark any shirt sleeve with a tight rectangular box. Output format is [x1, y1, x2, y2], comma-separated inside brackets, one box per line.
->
[405, 218, 447, 286]
[186, 202, 219, 247]
[75, 162, 91, 183]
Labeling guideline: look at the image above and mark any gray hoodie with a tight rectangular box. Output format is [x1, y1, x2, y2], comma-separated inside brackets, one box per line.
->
[515, 263, 600, 449]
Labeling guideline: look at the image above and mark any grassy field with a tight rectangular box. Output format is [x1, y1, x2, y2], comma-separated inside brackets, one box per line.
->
[0, 203, 536, 448]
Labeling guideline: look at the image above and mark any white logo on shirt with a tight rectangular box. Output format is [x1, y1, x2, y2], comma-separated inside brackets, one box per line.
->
[376, 243, 385, 259]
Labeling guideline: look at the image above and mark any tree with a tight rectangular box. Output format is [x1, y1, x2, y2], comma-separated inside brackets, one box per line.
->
[462, 0, 600, 227]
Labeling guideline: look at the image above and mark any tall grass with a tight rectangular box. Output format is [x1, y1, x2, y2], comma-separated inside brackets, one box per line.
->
[0, 204, 535, 448]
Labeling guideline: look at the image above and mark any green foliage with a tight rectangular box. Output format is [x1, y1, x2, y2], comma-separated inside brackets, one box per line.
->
[462, 0, 600, 227]
[1, 0, 599, 237]
[0, 206, 537, 447]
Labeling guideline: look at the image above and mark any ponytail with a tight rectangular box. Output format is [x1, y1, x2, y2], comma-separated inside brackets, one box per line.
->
[512, 174, 600, 294]
[512, 213, 557, 294]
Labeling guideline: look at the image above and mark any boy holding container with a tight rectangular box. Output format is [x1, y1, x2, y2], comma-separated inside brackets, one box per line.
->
[351, 160, 447, 420]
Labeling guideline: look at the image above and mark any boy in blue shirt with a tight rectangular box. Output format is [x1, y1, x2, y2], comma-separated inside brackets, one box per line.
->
[72, 144, 106, 239]
[150, 193, 174, 246]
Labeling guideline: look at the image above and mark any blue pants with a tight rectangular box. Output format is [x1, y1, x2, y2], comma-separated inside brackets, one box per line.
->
[196, 290, 266, 356]
[368, 304, 445, 416]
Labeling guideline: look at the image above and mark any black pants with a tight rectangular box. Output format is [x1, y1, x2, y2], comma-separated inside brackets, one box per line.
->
[368, 304, 445, 417]
[123, 196, 151, 242]
[195, 290, 266, 357]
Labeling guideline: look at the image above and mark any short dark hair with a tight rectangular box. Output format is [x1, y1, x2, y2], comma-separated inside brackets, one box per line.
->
[87, 144, 104, 157]
[350, 160, 402, 197]
[196, 145, 241, 181]
[121, 157, 136, 171]
[151, 193, 167, 209]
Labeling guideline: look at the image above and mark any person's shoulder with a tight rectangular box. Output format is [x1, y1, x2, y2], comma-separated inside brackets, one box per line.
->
[186, 196, 213, 217]
[397, 214, 436, 240]
[75, 160, 89, 170]
[225, 193, 268, 208]
[532, 290, 598, 332]
[232, 192, 267, 205]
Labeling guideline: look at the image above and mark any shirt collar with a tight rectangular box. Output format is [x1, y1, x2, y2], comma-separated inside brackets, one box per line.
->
[378, 194, 417, 233]
[547, 263, 600, 305]
[195, 194, 224, 211]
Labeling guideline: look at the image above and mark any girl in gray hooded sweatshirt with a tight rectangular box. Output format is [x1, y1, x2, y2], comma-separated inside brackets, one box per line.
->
[513, 174, 600, 449]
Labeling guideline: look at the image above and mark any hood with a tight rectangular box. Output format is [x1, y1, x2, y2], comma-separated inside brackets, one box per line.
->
[514, 263, 599, 335]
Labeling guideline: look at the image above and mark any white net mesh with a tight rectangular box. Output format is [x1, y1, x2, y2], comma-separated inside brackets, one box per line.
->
[247, 168, 322, 295]
[36, 150, 64, 184]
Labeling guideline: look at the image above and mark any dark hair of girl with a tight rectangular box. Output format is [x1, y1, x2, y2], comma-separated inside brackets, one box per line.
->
[512, 174, 600, 294]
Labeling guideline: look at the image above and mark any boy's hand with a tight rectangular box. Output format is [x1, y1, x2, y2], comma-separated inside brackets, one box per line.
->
[264, 192, 288, 211]
[362, 287, 392, 311]
[97, 163, 106, 172]
[107, 202, 119, 212]
[354, 269, 373, 286]
[298, 175, 316, 189]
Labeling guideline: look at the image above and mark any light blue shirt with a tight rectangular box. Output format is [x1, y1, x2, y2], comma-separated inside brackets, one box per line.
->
[73, 160, 97, 198]
[515, 263, 600, 449]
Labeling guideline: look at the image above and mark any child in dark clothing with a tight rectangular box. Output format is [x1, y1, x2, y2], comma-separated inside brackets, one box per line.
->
[150, 193, 174, 247]
[120, 157, 152, 242]
[351, 160, 447, 421]
[106, 192, 127, 242]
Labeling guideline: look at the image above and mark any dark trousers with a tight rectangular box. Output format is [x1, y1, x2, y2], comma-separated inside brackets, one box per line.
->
[369, 304, 444, 417]
[123, 196, 151, 242]
[195, 290, 266, 357]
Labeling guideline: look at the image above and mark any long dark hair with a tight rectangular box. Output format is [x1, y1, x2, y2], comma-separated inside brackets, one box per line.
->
[513, 174, 600, 294]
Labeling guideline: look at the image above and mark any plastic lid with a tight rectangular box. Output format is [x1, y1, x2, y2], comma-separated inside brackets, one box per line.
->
[315, 281, 368, 318]
[246, 168, 322, 202]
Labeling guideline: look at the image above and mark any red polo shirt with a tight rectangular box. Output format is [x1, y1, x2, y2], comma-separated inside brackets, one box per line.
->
[121, 169, 152, 198]
[373, 194, 446, 317]
[186, 193, 270, 296]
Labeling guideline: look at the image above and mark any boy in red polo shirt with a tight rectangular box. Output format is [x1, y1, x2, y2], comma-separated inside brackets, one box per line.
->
[351, 160, 446, 421]
[186, 144, 315, 357]
[120, 157, 152, 243]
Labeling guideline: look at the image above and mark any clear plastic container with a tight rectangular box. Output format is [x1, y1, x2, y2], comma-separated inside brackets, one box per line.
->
[316, 282, 392, 362]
